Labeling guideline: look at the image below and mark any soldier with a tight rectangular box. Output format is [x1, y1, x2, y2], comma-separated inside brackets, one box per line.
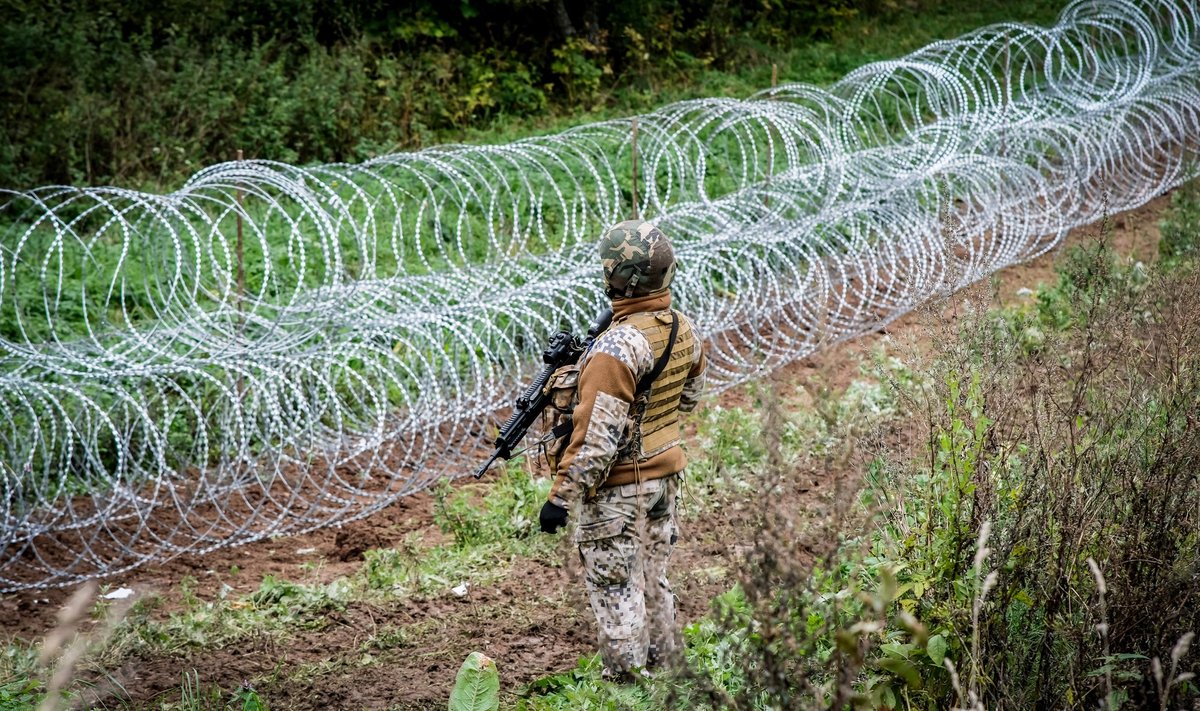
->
[539, 219, 707, 680]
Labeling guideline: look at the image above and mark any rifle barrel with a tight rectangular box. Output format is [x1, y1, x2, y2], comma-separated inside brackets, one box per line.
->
[473, 450, 501, 479]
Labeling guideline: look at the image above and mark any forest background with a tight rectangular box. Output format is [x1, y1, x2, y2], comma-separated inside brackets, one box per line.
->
[1, 0, 1058, 191]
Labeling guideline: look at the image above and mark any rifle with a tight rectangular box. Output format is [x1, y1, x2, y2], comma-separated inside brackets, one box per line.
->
[473, 307, 614, 478]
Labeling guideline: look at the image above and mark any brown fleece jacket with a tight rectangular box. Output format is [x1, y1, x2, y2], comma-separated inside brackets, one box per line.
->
[549, 291, 707, 508]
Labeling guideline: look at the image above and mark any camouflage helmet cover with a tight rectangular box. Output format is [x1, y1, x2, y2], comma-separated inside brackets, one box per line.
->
[598, 220, 676, 299]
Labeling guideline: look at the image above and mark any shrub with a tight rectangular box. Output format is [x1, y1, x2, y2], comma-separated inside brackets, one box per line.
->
[0, 0, 915, 190]
[652, 219, 1200, 710]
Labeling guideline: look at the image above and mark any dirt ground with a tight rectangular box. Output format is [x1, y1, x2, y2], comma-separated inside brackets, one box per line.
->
[0, 194, 1172, 709]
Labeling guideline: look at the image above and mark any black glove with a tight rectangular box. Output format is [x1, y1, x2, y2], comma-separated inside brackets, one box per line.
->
[539, 501, 569, 534]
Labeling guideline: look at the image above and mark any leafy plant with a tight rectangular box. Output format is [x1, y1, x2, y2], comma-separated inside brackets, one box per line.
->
[433, 465, 547, 547]
[448, 652, 499, 711]
[0, 677, 45, 711]
[517, 655, 655, 710]
[232, 682, 269, 711]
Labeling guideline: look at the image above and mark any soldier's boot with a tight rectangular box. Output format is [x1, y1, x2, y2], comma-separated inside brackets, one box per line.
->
[601, 666, 653, 685]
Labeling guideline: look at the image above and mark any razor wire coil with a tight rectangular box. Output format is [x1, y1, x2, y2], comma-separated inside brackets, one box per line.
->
[1, 0, 1199, 591]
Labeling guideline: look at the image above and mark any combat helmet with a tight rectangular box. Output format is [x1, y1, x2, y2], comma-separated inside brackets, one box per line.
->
[598, 220, 676, 299]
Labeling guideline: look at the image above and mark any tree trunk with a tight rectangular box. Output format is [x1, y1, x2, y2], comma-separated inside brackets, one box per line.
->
[582, 0, 599, 42]
[551, 0, 575, 39]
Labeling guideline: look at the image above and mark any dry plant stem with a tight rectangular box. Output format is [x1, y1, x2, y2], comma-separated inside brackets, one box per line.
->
[37, 581, 96, 667]
[1155, 632, 1196, 711]
[969, 521, 996, 703]
[944, 657, 967, 710]
[36, 581, 97, 711]
[36, 583, 133, 711]
[1086, 557, 1113, 709]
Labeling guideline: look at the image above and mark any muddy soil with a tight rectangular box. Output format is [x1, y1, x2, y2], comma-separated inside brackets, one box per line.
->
[0, 195, 1171, 709]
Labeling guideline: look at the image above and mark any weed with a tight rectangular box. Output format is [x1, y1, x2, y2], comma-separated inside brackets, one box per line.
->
[361, 626, 410, 652]
[517, 655, 655, 710]
[232, 682, 269, 711]
[174, 669, 222, 711]
[433, 464, 548, 548]
[864, 228, 1200, 707]
[102, 574, 350, 660]
[685, 405, 765, 497]
[361, 535, 514, 599]
[1160, 177, 1200, 265]
[150, 670, 269, 711]
[0, 676, 45, 709]
[0, 643, 38, 686]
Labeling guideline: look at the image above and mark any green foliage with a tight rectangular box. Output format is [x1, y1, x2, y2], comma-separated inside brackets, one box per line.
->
[0, 644, 37, 689]
[861, 236, 1200, 707]
[433, 464, 547, 547]
[0, 643, 48, 711]
[679, 594, 754, 699]
[0, 0, 1068, 190]
[233, 684, 269, 711]
[361, 533, 521, 598]
[249, 575, 345, 617]
[0, 677, 44, 711]
[158, 670, 269, 711]
[687, 405, 766, 492]
[1160, 177, 1200, 265]
[517, 656, 656, 710]
[991, 236, 1151, 353]
[550, 37, 608, 107]
[448, 651, 500, 711]
[114, 574, 351, 654]
[361, 625, 410, 652]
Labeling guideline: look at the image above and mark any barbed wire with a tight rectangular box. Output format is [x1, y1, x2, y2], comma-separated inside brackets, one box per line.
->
[1, 0, 1197, 591]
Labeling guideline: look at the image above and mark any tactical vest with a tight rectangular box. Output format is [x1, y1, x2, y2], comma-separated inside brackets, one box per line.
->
[617, 309, 696, 461]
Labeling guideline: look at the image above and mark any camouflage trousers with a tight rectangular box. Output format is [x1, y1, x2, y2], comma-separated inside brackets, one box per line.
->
[575, 474, 680, 675]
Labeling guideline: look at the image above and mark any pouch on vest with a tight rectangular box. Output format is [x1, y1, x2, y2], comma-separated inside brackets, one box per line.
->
[542, 363, 580, 476]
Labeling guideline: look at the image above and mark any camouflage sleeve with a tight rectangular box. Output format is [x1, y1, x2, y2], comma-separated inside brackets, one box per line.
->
[678, 315, 707, 413]
[549, 326, 652, 508]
